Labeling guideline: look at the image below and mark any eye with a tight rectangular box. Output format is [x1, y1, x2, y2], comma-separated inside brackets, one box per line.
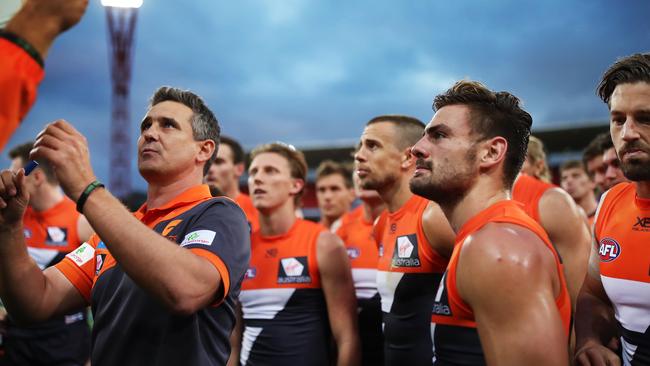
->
[140, 120, 152, 132]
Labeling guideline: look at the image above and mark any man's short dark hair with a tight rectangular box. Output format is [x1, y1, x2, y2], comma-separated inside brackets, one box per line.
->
[315, 160, 353, 188]
[150, 87, 220, 175]
[219, 135, 245, 165]
[8, 141, 57, 183]
[582, 132, 612, 168]
[366, 115, 425, 151]
[598, 53, 650, 105]
[433, 80, 533, 189]
[560, 160, 588, 175]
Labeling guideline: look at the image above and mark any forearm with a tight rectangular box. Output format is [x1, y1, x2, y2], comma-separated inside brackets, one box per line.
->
[0, 226, 51, 323]
[575, 290, 618, 348]
[82, 189, 219, 313]
[335, 334, 361, 366]
[5, 3, 61, 59]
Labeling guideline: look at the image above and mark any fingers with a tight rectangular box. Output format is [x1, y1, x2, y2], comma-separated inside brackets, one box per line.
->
[14, 170, 29, 202]
[0, 170, 18, 209]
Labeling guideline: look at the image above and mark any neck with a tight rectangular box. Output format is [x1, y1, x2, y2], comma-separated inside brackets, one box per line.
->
[379, 175, 413, 213]
[636, 181, 650, 199]
[576, 192, 598, 216]
[441, 177, 509, 233]
[146, 173, 203, 210]
[30, 184, 64, 212]
[320, 215, 337, 229]
[224, 182, 241, 200]
[259, 200, 297, 236]
[361, 199, 385, 222]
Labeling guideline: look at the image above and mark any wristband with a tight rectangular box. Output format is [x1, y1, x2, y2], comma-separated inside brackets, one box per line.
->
[76, 180, 105, 213]
[0, 30, 44, 67]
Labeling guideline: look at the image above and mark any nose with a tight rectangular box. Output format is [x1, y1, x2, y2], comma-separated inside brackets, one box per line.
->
[621, 119, 641, 142]
[410, 137, 428, 159]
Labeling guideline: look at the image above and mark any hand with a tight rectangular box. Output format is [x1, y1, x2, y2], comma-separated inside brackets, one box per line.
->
[5, 0, 89, 57]
[575, 339, 621, 366]
[30, 120, 96, 202]
[0, 169, 29, 227]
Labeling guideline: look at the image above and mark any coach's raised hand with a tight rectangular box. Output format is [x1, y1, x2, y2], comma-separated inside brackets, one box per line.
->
[0, 169, 29, 227]
[5, 0, 89, 58]
[30, 120, 96, 202]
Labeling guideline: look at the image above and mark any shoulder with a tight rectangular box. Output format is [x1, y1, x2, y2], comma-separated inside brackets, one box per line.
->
[460, 222, 555, 275]
[539, 188, 581, 219]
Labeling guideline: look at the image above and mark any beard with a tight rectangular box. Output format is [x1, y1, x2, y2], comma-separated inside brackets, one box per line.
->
[409, 149, 477, 208]
[620, 142, 650, 181]
[359, 171, 398, 192]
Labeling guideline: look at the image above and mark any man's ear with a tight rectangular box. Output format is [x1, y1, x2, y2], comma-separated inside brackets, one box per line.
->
[290, 178, 305, 196]
[478, 136, 508, 170]
[197, 139, 216, 166]
[401, 146, 415, 170]
[234, 162, 245, 178]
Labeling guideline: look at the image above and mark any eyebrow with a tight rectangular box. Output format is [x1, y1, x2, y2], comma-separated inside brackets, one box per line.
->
[425, 124, 447, 136]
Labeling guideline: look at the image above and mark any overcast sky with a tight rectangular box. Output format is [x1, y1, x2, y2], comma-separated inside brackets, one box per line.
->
[5, 0, 649, 191]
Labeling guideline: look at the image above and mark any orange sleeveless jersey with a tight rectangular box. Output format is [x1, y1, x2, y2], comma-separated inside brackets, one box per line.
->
[240, 219, 332, 365]
[430, 200, 571, 364]
[235, 193, 259, 233]
[375, 195, 448, 366]
[594, 182, 650, 365]
[336, 205, 380, 299]
[0, 37, 44, 150]
[23, 197, 81, 269]
[512, 173, 557, 222]
[336, 205, 384, 365]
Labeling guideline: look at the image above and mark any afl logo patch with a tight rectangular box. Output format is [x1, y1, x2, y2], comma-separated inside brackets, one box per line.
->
[245, 267, 257, 279]
[347, 247, 360, 259]
[598, 237, 621, 262]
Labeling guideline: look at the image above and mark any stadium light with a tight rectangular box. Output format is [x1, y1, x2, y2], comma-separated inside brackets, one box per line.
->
[103, 0, 142, 199]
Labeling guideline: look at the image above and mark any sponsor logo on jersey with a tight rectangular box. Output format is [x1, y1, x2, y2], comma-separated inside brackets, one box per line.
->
[245, 267, 257, 279]
[45, 227, 68, 246]
[347, 247, 360, 259]
[633, 216, 650, 232]
[162, 219, 182, 236]
[95, 253, 107, 275]
[277, 256, 311, 284]
[598, 237, 621, 262]
[97, 241, 107, 249]
[392, 234, 420, 267]
[23, 229, 32, 239]
[180, 230, 216, 247]
[67, 243, 95, 266]
[432, 272, 452, 316]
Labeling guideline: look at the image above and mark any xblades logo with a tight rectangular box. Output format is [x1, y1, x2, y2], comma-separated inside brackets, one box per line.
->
[633, 217, 650, 231]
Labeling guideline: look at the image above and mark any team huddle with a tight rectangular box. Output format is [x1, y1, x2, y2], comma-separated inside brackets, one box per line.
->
[0, 1, 649, 366]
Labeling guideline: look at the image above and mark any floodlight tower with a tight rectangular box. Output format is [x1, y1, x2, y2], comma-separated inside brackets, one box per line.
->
[102, 0, 142, 199]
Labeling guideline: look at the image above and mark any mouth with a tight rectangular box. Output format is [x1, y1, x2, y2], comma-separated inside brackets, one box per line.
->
[140, 147, 159, 156]
[621, 148, 646, 160]
[356, 168, 370, 177]
[252, 188, 267, 195]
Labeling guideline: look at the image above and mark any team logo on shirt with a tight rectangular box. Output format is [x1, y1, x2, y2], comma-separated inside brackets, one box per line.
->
[245, 267, 257, 279]
[392, 234, 420, 267]
[347, 247, 360, 259]
[598, 237, 621, 262]
[162, 219, 182, 236]
[277, 256, 311, 284]
[45, 227, 68, 246]
[95, 254, 107, 275]
[23, 229, 32, 239]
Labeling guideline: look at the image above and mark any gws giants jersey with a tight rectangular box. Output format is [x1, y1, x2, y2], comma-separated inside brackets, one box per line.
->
[430, 200, 571, 365]
[375, 195, 448, 366]
[594, 182, 650, 365]
[240, 219, 330, 366]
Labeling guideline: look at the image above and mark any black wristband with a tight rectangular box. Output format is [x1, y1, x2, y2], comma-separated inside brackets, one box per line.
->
[76, 181, 105, 213]
[0, 30, 44, 67]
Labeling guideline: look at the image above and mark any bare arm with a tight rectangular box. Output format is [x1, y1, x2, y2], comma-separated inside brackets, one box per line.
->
[31, 120, 223, 315]
[422, 201, 455, 258]
[539, 188, 591, 310]
[458, 224, 569, 366]
[574, 243, 620, 366]
[0, 169, 86, 324]
[76, 214, 94, 243]
[317, 231, 361, 366]
[5, 0, 88, 58]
